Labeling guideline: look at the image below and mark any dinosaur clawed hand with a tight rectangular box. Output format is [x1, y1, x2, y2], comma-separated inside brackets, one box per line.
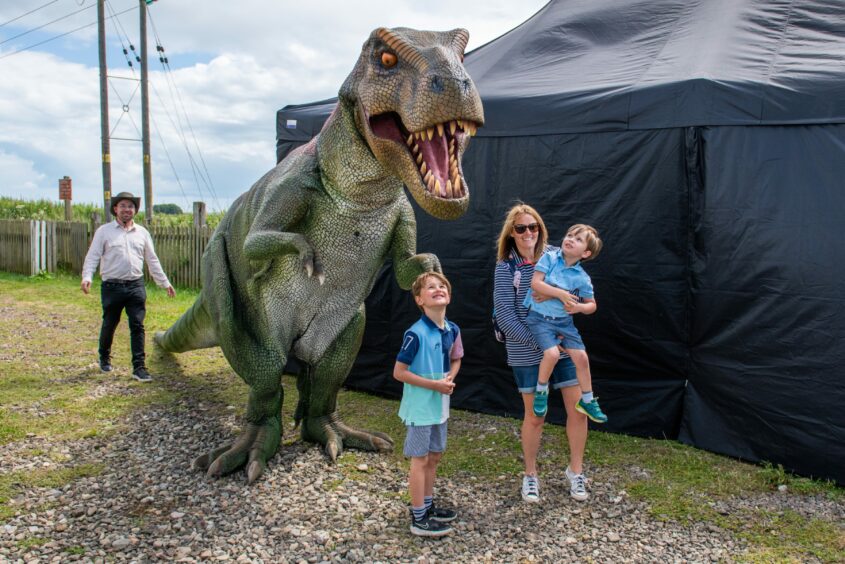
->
[302, 253, 325, 285]
[301, 412, 394, 461]
[193, 417, 281, 485]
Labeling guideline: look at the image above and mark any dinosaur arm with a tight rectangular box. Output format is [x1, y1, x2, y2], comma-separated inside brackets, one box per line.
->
[390, 199, 441, 289]
[243, 187, 310, 262]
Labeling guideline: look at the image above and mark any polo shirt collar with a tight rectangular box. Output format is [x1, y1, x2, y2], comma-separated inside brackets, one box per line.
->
[421, 313, 449, 332]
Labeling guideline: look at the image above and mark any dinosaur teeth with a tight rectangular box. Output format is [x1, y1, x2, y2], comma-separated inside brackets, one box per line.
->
[406, 133, 414, 146]
[416, 153, 423, 165]
[424, 170, 432, 184]
[450, 120, 457, 135]
[427, 175, 435, 192]
[436, 123, 444, 137]
[420, 161, 427, 175]
[445, 179, 453, 198]
[434, 179, 442, 196]
[426, 127, 434, 141]
[457, 119, 464, 129]
[412, 143, 419, 155]
[453, 175, 462, 196]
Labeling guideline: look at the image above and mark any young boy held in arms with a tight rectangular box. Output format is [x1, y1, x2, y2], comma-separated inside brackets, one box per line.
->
[393, 272, 463, 537]
[524, 224, 607, 423]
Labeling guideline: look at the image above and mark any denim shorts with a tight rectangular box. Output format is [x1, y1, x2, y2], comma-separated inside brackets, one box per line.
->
[525, 310, 585, 351]
[512, 358, 578, 394]
[403, 421, 447, 457]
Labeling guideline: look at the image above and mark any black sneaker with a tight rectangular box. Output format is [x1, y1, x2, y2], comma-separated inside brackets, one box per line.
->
[99, 360, 113, 373]
[409, 509, 452, 537]
[132, 368, 152, 382]
[428, 503, 457, 523]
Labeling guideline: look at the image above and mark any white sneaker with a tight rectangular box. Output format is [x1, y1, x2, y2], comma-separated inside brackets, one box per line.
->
[565, 466, 589, 501]
[521, 474, 540, 503]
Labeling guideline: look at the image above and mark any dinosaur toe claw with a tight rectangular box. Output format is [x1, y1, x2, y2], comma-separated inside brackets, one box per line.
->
[246, 460, 265, 485]
[326, 441, 340, 462]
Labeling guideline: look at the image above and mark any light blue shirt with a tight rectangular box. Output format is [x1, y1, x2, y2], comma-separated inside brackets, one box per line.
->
[523, 249, 593, 317]
[396, 315, 462, 425]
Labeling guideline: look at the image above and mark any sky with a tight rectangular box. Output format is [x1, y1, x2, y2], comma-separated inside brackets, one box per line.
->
[0, 0, 548, 212]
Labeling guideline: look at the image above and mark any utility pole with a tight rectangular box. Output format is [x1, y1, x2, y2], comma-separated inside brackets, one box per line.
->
[97, 0, 113, 221]
[139, 0, 153, 224]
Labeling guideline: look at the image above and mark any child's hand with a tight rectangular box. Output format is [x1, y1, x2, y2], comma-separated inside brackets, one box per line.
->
[434, 378, 456, 395]
[560, 291, 577, 307]
[564, 300, 584, 314]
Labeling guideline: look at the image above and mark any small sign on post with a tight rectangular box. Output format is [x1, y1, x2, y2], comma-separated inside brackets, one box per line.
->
[58, 176, 72, 221]
[58, 176, 72, 200]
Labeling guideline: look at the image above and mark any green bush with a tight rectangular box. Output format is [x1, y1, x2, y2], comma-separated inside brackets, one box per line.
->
[154, 203, 183, 215]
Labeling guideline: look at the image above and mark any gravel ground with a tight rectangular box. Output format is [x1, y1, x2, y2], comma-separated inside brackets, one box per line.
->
[1, 375, 842, 563]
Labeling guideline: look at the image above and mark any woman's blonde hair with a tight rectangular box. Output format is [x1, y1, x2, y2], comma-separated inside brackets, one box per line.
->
[496, 203, 548, 262]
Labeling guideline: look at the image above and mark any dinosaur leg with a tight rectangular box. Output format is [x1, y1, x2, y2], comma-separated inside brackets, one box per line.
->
[298, 305, 394, 460]
[194, 368, 283, 484]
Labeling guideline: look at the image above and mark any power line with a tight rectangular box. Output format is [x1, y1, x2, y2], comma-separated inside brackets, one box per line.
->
[0, 0, 60, 29]
[0, 3, 94, 46]
[105, 1, 194, 211]
[0, 4, 137, 61]
[147, 10, 223, 211]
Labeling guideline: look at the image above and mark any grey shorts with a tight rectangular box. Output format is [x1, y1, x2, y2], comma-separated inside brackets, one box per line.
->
[403, 421, 448, 457]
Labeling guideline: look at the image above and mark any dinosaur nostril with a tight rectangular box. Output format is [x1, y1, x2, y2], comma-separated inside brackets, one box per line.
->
[430, 75, 444, 93]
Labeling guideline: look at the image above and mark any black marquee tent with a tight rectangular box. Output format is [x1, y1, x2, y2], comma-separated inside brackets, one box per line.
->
[276, 0, 845, 484]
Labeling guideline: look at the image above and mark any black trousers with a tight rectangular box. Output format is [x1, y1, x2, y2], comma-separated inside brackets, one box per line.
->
[98, 278, 147, 370]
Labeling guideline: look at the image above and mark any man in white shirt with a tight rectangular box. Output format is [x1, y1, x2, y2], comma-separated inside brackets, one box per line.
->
[81, 192, 175, 382]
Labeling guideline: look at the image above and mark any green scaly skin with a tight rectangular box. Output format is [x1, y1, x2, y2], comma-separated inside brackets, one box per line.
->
[154, 27, 484, 483]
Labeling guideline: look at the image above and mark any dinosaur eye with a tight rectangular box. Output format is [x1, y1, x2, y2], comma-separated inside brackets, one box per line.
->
[380, 51, 397, 69]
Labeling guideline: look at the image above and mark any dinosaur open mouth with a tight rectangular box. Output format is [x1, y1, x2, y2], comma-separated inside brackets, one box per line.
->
[370, 112, 477, 199]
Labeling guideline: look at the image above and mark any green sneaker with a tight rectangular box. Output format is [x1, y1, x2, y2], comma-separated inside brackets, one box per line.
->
[576, 398, 607, 423]
[532, 388, 549, 417]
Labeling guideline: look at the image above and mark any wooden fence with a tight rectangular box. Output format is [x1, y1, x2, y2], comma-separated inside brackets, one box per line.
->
[0, 219, 213, 288]
[148, 225, 212, 288]
[0, 220, 57, 275]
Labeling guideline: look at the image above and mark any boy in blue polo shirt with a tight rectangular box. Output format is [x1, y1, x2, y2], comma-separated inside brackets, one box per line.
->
[394, 271, 463, 537]
[524, 224, 607, 424]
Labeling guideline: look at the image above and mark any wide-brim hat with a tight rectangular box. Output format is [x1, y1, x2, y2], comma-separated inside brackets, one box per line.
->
[110, 192, 141, 211]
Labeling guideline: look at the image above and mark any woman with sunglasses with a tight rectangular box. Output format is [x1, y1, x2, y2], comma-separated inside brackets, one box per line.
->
[493, 203, 590, 503]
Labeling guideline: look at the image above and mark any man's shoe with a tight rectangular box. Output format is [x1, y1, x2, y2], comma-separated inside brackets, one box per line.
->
[99, 361, 113, 373]
[409, 509, 452, 537]
[532, 388, 549, 417]
[521, 474, 540, 503]
[565, 466, 589, 501]
[576, 398, 608, 423]
[428, 503, 457, 523]
[132, 368, 153, 382]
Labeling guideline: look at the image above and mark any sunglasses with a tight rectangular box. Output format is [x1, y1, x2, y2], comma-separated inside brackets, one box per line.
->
[514, 223, 539, 234]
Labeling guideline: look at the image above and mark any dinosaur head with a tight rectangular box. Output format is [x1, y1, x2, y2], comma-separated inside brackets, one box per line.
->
[339, 27, 484, 220]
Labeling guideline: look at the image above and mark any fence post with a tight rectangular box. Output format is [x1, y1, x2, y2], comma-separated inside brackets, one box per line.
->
[29, 221, 36, 276]
[193, 201, 207, 227]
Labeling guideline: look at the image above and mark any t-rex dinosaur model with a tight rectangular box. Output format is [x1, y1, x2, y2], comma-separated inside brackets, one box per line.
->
[155, 27, 483, 483]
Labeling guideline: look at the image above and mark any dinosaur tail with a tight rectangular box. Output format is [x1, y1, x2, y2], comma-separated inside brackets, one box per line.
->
[154, 293, 218, 353]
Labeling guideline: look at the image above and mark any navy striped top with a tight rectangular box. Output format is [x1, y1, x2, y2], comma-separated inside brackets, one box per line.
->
[494, 245, 569, 366]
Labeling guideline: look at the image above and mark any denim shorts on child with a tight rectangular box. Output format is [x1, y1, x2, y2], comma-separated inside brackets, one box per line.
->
[525, 309, 585, 351]
[403, 421, 448, 457]
[512, 358, 578, 394]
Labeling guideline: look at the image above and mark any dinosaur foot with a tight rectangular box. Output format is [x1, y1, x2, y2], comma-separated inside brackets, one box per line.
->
[301, 412, 394, 461]
[193, 417, 281, 485]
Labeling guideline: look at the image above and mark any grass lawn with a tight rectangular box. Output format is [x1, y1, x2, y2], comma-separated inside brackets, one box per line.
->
[0, 272, 842, 561]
